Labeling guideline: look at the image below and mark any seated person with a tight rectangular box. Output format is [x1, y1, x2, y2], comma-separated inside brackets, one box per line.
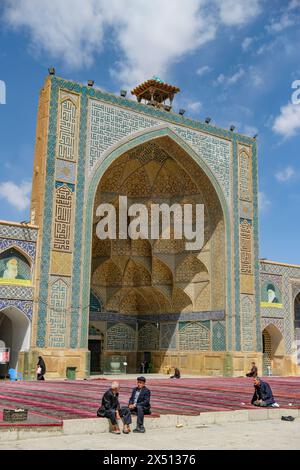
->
[128, 376, 151, 433]
[246, 362, 258, 377]
[97, 381, 132, 434]
[170, 368, 181, 379]
[251, 377, 279, 407]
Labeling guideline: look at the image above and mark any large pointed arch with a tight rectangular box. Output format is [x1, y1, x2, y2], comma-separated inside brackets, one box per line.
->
[81, 127, 232, 348]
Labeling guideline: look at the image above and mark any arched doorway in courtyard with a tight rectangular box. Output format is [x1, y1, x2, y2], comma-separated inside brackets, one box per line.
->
[88, 134, 227, 374]
[0, 306, 31, 376]
[262, 324, 284, 375]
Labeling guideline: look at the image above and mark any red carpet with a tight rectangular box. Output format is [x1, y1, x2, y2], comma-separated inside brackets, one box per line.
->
[1, 376, 300, 427]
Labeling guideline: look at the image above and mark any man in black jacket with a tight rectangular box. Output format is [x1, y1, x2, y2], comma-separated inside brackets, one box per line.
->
[128, 376, 151, 433]
[251, 377, 278, 407]
[97, 381, 132, 434]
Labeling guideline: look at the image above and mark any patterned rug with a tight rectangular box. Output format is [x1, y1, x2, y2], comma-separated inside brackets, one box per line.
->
[1, 376, 300, 426]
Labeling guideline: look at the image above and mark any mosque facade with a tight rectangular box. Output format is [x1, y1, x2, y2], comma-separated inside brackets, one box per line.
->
[0, 75, 299, 378]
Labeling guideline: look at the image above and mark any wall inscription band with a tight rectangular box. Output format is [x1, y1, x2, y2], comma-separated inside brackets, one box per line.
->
[53, 184, 74, 252]
[58, 98, 77, 161]
[239, 145, 252, 202]
[240, 218, 253, 275]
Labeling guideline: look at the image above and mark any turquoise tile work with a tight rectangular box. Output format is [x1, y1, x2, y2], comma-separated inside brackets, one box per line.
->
[35, 76, 260, 355]
[212, 321, 226, 351]
[36, 78, 59, 347]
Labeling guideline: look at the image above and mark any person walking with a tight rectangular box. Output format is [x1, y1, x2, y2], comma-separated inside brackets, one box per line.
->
[36, 356, 46, 380]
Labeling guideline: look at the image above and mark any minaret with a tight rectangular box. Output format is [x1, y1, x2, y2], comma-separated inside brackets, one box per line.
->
[131, 76, 180, 112]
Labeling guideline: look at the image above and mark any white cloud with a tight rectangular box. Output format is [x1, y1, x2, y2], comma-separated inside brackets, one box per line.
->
[248, 66, 264, 87]
[215, 68, 245, 86]
[273, 102, 300, 138]
[275, 166, 296, 182]
[175, 97, 202, 116]
[215, 0, 262, 26]
[2, 0, 105, 69]
[259, 192, 271, 213]
[242, 37, 254, 51]
[0, 180, 31, 211]
[186, 101, 202, 113]
[227, 68, 245, 84]
[288, 0, 300, 10]
[2, 0, 263, 86]
[266, 13, 295, 33]
[196, 66, 212, 76]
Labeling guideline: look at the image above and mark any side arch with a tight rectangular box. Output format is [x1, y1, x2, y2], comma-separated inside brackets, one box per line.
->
[0, 305, 31, 369]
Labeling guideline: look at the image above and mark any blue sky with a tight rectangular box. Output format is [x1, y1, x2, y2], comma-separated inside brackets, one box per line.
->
[0, 0, 300, 263]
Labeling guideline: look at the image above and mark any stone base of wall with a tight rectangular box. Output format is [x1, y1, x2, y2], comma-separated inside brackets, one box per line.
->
[153, 351, 264, 377]
[18, 348, 90, 379]
[101, 351, 264, 377]
[17, 350, 299, 378]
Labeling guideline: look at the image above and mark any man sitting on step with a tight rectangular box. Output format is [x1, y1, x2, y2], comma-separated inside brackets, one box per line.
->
[128, 376, 151, 433]
[97, 381, 132, 434]
[251, 377, 279, 407]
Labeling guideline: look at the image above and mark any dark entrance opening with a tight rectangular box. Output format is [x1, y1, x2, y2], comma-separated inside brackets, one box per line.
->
[144, 351, 152, 373]
[89, 340, 102, 374]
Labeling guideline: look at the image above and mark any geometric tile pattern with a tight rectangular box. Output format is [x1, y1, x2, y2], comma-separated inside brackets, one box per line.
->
[260, 261, 300, 354]
[88, 100, 160, 173]
[48, 277, 69, 348]
[0, 225, 38, 241]
[261, 306, 284, 318]
[240, 295, 255, 351]
[173, 126, 231, 200]
[0, 284, 33, 300]
[160, 322, 177, 350]
[73, 93, 88, 350]
[138, 322, 159, 351]
[178, 321, 210, 350]
[88, 310, 225, 323]
[212, 321, 226, 351]
[36, 78, 60, 348]
[0, 223, 37, 332]
[106, 322, 136, 351]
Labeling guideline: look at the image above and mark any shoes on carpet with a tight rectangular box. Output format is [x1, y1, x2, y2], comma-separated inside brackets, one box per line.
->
[271, 403, 279, 408]
[133, 426, 145, 433]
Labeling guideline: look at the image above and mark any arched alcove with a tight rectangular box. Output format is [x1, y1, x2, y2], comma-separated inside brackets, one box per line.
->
[262, 324, 284, 375]
[0, 306, 31, 372]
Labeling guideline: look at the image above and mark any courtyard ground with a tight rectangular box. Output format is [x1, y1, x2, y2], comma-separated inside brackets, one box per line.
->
[0, 419, 299, 450]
